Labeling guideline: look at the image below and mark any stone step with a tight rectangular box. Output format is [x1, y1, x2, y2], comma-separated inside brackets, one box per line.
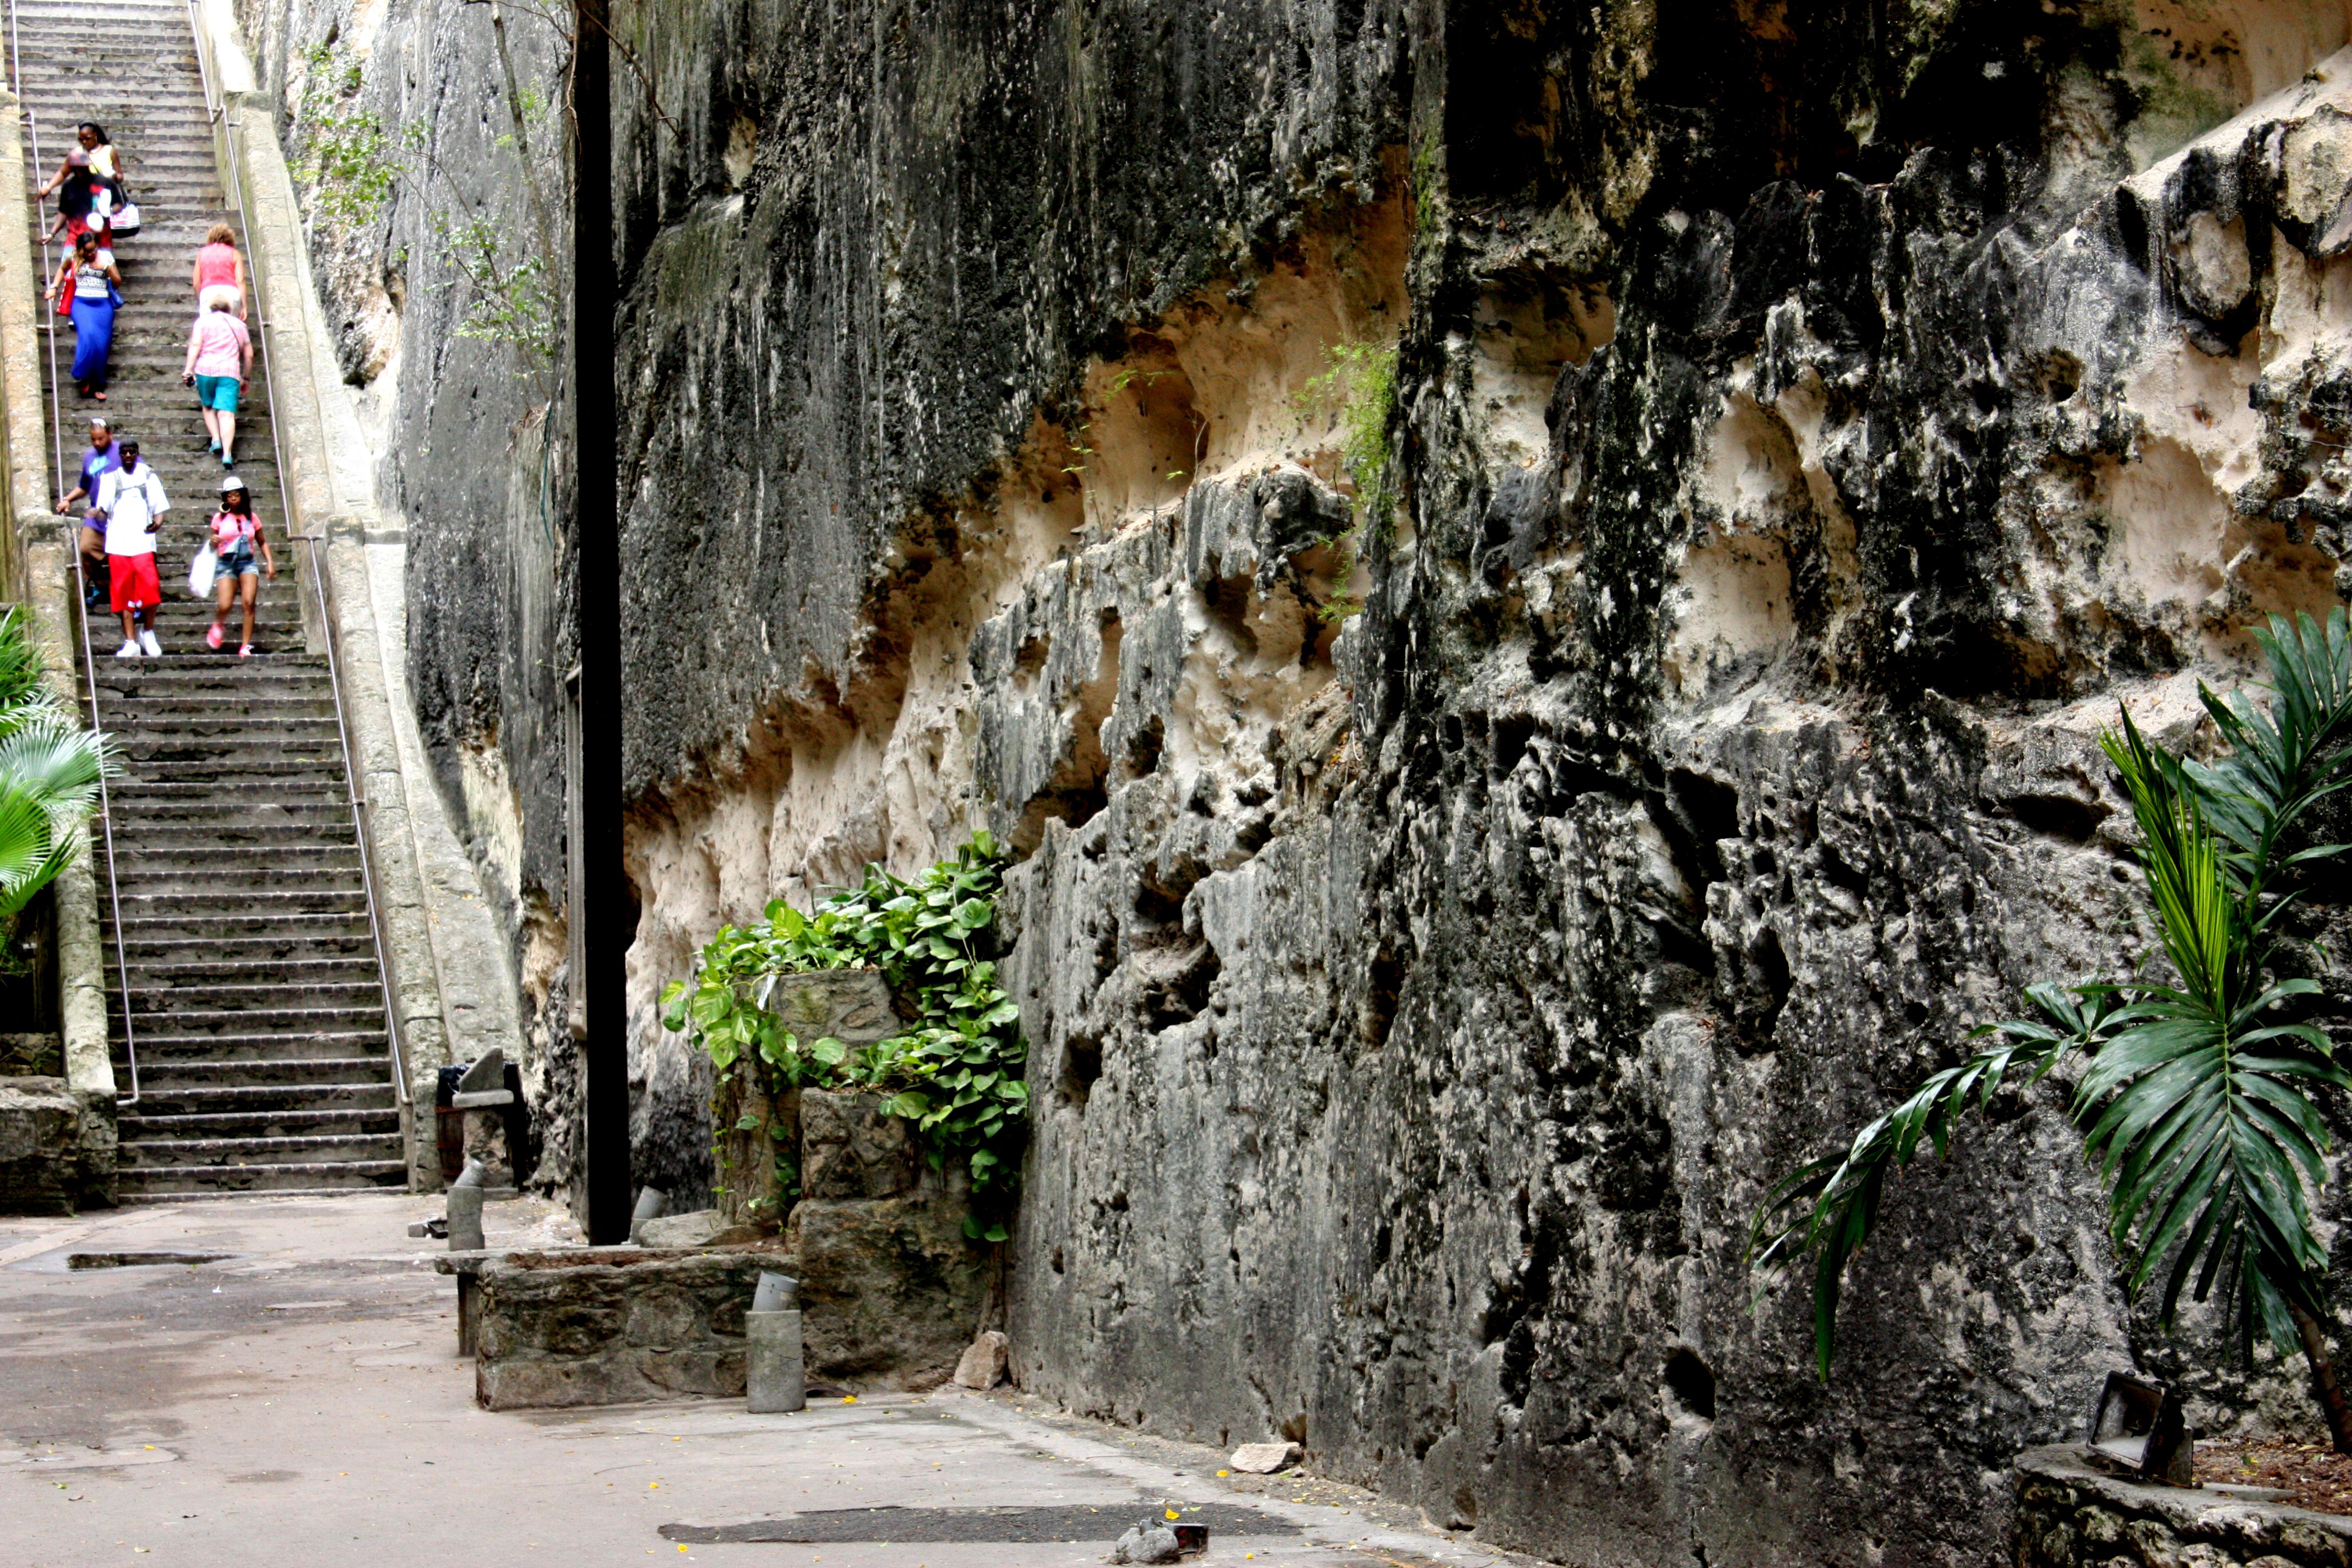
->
[102, 828, 357, 856]
[89, 669, 329, 696]
[116, 758, 343, 783]
[126, 1081, 396, 1117]
[116, 980, 381, 1015]
[84, 666, 318, 688]
[119, 1185, 407, 1204]
[113, 1004, 386, 1038]
[104, 746, 348, 770]
[114, 1158, 407, 1194]
[109, 796, 353, 820]
[111, 788, 352, 808]
[108, 759, 339, 780]
[117, 1028, 388, 1062]
[112, 854, 364, 884]
[83, 628, 312, 651]
[116, 936, 378, 969]
[110, 793, 349, 815]
[127, 1054, 390, 1090]
[119, 1109, 397, 1147]
[109, 910, 374, 942]
[109, 880, 366, 908]
[121, 1103, 398, 1138]
[121, 1130, 406, 1169]
[95, 698, 337, 721]
[111, 890, 367, 920]
[119, 955, 376, 985]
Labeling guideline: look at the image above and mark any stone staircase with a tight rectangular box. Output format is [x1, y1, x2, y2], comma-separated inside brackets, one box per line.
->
[13, 0, 407, 1197]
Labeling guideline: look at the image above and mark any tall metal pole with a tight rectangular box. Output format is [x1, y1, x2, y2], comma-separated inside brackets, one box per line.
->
[572, 0, 629, 1243]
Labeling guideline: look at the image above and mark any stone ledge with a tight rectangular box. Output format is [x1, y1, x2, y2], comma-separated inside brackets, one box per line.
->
[0, 1075, 115, 1214]
[2016, 1444, 2352, 1567]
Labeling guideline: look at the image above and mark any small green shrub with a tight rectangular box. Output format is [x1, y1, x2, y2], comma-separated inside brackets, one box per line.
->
[294, 44, 396, 225]
[0, 605, 110, 967]
[661, 835, 1029, 1225]
[290, 41, 558, 389]
[1294, 339, 1400, 620]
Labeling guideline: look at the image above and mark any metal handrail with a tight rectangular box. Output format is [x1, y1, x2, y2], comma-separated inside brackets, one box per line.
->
[182, 0, 410, 1108]
[9, 25, 143, 1105]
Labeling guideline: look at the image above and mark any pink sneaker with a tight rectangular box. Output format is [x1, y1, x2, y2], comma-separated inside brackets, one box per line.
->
[205, 622, 224, 650]
[238, 643, 253, 658]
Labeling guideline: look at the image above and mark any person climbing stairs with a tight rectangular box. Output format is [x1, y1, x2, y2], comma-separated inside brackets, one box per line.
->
[13, 0, 407, 1197]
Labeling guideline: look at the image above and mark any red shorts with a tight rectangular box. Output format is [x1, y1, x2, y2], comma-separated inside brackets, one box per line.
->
[107, 551, 160, 613]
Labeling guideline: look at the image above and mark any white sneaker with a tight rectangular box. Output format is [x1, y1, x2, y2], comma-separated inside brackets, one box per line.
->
[113, 639, 139, 658]
[138, 629, 161, 657]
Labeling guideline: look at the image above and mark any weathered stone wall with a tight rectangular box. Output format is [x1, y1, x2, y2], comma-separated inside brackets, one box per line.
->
[0, 1076, 115, 1215]
[606, 0, 2352, 1561]
[2016, 1446, 2352, 1567]
[231, 0, 581, 1196]
[473, 1248, 766, 1408]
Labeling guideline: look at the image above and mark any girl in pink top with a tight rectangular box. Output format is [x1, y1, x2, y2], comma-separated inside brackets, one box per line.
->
[191, 222, 245, 319]
[204, 476, 273, 657]
[181, 298, 253, 469]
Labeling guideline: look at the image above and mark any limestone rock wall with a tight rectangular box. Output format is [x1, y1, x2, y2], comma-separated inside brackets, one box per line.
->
[600, 2, 2352, 1565]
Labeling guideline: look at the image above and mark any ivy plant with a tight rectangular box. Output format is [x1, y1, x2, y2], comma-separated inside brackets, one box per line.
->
[660, 834, 1029, 1232]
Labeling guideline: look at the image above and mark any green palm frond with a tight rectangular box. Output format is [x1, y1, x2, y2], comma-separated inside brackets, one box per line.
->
[0, 776, 82, 918]
[1752, 607, 2352, 1379]
[1745, 983, 2124, 1378]
[2192, 609, 2352, 899]
[0, 605, 109, 927]
[0, 605, 48, 715]
[0, 716, 106, 820]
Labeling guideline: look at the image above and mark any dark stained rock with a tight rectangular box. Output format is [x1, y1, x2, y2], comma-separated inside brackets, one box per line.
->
[788, 1179, 988, 1389]
[798, 1090, 918, 1201]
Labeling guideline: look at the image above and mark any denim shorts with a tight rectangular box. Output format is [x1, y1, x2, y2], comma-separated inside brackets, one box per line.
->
[216, 545, 258, 580]
[193, 374, 239, 412]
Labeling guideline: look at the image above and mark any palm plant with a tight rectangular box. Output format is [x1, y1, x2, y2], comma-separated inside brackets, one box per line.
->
[0, 604, 108, 969]
[1749, 609, 2352, 1450]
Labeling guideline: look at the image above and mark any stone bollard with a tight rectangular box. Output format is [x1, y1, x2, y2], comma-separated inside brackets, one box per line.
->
[447, 1158, 489, 1355]
[446, 1158, 487, 1253]
[745, 1272, 804, 1414]
[628, 1185, 669, 1244]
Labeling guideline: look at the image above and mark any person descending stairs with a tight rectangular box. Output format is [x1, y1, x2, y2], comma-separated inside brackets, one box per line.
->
[13, 0, 407, 1196]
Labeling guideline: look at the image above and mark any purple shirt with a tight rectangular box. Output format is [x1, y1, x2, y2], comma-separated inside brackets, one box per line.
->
[79, 442, 118, 506]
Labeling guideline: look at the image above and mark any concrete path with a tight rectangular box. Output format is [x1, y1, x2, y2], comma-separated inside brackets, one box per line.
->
[0, 1195, 1528, 1567]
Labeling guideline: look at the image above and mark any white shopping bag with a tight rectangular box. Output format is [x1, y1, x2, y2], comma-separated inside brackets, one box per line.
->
[187, 545, 216, 598]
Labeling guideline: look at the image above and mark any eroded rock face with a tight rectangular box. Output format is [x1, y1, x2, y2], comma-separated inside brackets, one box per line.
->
[598, 4, 2352, 1564]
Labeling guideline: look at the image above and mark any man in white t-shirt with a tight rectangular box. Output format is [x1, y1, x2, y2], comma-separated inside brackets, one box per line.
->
[91, 437, 168, 657]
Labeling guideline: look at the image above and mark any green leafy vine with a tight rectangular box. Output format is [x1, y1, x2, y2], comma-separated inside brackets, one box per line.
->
[660, 835, 1030, 1231]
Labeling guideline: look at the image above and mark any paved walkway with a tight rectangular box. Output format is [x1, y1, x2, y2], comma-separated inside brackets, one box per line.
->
[0, 1195, 1525, 1567]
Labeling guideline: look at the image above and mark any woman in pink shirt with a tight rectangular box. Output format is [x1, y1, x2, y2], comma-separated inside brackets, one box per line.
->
[181, 297, 252, 469]
[191, 223, 245, 319]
